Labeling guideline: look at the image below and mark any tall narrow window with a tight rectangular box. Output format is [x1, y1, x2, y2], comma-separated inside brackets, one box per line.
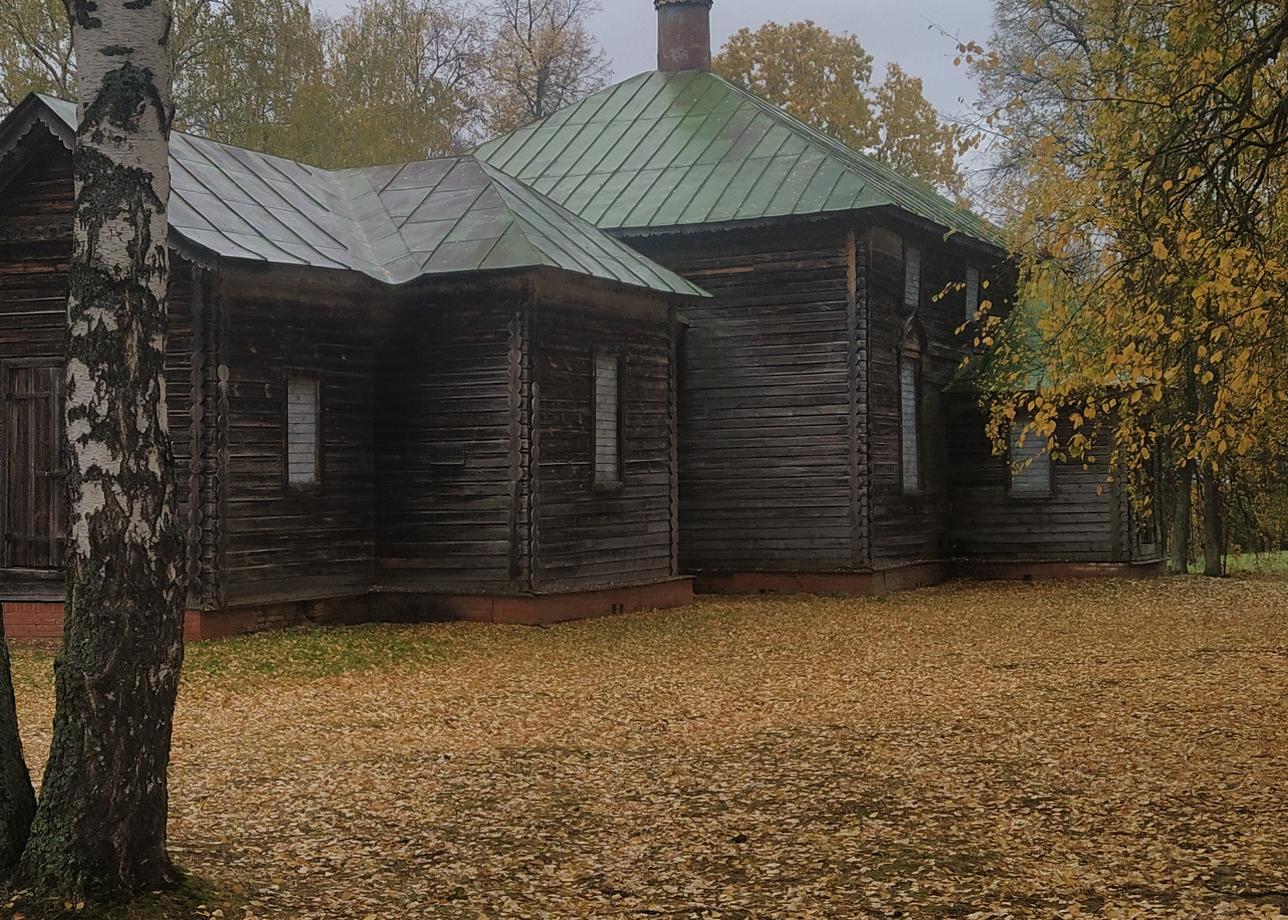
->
[286, 373, 320, 487]
[1009, 411, 1052, 497]
[904, 244, 922, 308]
[964, 266, 980, 323]
[593, 351, 621, 486]
[899, 330, 923, 495]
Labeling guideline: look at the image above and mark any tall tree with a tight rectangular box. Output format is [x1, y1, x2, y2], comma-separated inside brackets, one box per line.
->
[485, 0, 609, 133]
[0, 0, 226, 119]
[185, 0, 330, 159]
[14, 0, 186, 900]
[0, 0, 73, 109]
[969, 0, 1288, 576]
[714, 21, 876, 151]
[714, 21, 966, 195]
[324, 0, 488, 165]
[873, 63, 965, 196]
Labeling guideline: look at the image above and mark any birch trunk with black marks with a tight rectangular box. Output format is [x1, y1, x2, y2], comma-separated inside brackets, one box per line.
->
[15, 0, 185, 900]
[0, 618, 36, 879]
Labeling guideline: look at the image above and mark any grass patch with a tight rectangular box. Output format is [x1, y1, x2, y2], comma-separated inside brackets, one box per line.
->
[181, 623, 457, 684]
[1228, 551, 1288, 574]
[3, 873, 242, 920]
[7, 623, 458, 691]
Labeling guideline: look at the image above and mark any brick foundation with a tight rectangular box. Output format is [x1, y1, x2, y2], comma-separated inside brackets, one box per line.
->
[952, 560, 1167, 582]
[372, 578, 696, 626]
[1, 601, 65, 640]
[2, 578, 696, 640]
[2, 562, 1168, 640]
[694, 563, 947, 597]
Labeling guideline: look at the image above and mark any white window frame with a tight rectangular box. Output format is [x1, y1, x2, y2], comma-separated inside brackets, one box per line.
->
[899, 340, 922, 496]
[904, 244, 922, 309]
[285, 372, 321, 489]
[1008, 411, 1053, 498]
[592, 350, 623, 489]
[964, 266, 981, 323]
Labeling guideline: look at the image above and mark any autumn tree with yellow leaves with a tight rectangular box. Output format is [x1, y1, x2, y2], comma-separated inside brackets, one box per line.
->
[972, 0, 1288, 575]
[715, 21, 967, 195]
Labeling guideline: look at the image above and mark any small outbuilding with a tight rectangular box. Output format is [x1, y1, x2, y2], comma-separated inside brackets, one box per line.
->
[0, 94, 705, 638]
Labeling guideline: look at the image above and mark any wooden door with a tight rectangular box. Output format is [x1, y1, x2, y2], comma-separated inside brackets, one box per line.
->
[3, 363, 65, 569]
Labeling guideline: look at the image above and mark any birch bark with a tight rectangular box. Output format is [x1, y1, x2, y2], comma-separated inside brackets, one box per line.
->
[15, 0, 185, 899]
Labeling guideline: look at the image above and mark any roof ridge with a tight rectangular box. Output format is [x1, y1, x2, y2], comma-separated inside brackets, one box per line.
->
[474, 71, 1003, 247]
[702, 73, 999, 244]
[11, 96, 703, 296]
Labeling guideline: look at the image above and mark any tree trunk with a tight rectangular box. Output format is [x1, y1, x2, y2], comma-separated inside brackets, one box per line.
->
[0, 618, 36, 879]
[1167, 461, 1193, 575]
[15, 0, 184, 901]
[1202, 471, 1225, 578]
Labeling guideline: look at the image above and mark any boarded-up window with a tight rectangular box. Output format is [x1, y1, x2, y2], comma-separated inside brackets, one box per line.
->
[3, 363, 65, 569]
[964, 266, 980, 322]
[594, 351, 621, 486]
[900, 355, 921, 495]
[904, 245, 922, 308]
[1010, 413, 1052, 496]
[286, 374, 320, 487]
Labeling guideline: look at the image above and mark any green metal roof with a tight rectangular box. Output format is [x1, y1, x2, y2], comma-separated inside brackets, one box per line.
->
[950, 297, 1051, 393]
[476, 70, 1000, 245]
[6, 94, 704, 298]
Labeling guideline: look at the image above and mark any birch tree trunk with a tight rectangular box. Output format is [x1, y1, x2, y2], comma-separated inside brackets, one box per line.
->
[15, 0, 185, 899]
[0, 618, 35, 878]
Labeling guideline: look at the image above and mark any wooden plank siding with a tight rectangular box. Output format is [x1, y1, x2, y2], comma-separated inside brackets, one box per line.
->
[217, 265, 378, 606]
[374, 297, 522, 593]
[864, 224, 974, 568]
[530, 303, 677, 592]
[946, 396, 1131, 562]
[375, 285, 679, 596]
[0, 133, 209, 602]
[630, 224, 856, 573]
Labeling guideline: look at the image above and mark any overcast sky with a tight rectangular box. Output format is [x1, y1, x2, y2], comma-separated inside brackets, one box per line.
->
[592, 1, 993, 121]
[311, 0, 995, 124]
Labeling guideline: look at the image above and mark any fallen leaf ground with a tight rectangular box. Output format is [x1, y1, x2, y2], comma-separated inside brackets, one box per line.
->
[8, 576, 1288, 919]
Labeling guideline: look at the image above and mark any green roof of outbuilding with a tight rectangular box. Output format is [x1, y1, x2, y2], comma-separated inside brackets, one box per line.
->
[10, 94, 704, 298]
[477, 70, 1000, 246]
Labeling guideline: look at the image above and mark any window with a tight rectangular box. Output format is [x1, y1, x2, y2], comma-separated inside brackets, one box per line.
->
[593, 351, 621, 486]
[286, 373, 320, 487]
[899, 331, 922, 495]
[904, 244, 922, 308]
[1009, 412, 1052, 497]
[964, 266, 980, 323]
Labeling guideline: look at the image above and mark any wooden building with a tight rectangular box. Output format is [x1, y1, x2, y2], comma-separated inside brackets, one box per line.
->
[478, 0, 1163, 593]
[0, 94, 704, 638]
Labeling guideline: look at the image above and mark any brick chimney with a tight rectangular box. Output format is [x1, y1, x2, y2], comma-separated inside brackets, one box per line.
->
[656, 0, 713, 72]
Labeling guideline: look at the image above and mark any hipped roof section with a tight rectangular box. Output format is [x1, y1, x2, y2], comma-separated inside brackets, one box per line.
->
[477, 70, 1001, 248]
[3, 94, 706, 298]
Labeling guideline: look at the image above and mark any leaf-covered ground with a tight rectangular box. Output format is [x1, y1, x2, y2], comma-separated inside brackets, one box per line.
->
[9, 576, 1288, 919]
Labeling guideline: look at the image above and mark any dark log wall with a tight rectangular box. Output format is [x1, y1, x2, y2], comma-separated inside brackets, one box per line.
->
[864, 225, 973, 568]
[531, 304, 676, 591]
[0, 134, 203, 599]
[630, 226, 855, 574]
[374, 299, 522, 592]
[218, 266, 377, 606]
[946, 397, 1130, 562]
